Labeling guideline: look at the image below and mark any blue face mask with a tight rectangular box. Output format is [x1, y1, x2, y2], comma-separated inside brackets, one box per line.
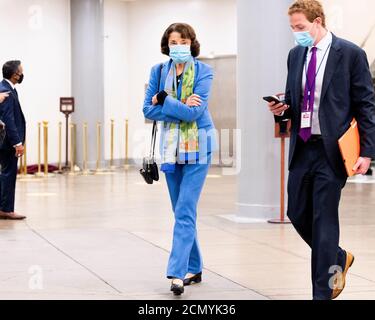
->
[169, 45, 192, 63]
[293, 23, 317, 47]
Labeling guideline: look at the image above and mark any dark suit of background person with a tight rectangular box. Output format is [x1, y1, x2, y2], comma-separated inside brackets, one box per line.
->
[0, 92, 9, 144]
[275, 31, 375, 300]
[0, 61, 26, 220]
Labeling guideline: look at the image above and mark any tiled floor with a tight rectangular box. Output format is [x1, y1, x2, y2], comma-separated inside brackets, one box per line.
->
[1, 167, 374, 300]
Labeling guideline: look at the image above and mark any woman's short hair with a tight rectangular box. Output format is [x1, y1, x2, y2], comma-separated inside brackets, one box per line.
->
[161, 23, 200, 57]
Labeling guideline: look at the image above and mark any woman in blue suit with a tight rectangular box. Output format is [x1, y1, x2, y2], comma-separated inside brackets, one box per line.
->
[143, 23, 216, 295]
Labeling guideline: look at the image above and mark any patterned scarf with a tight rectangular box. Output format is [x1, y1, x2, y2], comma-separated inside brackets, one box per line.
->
[160, 58, 199, 173]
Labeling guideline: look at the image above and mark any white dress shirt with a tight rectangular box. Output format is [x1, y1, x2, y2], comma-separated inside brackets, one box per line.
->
[5, 78, 15, 90]
[302, 31, 333, 135]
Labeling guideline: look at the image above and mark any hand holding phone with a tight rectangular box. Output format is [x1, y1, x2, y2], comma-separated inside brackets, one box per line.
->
[263, 95, 285, 105]
[263, 94, 289, 116]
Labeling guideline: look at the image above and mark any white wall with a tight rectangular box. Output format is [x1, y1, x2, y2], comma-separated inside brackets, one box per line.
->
[0, 0, 71, 165]
[322, 0, 375, 63]
[103, 0, 237, 161]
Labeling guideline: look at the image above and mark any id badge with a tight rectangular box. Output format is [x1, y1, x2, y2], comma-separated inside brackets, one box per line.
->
[301, 112, 312, 129]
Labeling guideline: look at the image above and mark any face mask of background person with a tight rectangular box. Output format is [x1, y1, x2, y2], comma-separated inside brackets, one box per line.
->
[290, 12, 325, 47]
[15, 72, 24, 84]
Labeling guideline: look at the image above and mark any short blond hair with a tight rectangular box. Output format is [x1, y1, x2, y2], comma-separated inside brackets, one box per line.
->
[288, 0, 326, 28]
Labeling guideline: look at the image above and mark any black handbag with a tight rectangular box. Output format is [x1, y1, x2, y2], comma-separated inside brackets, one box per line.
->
[140, 120, 159, 184]
[140, 63, 163, 184]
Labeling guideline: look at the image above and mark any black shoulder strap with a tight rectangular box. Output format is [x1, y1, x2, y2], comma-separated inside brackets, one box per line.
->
[150, 120, 157, 158]
[149, 63, 164, 159]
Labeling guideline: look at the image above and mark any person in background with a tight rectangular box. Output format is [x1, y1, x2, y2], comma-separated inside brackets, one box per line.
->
[0, 60, 26, 220]
[143, 23, 216, 296]
[267, 0, 375, 300]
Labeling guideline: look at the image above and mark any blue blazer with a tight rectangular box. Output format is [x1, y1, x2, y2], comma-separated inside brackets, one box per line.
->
[277, 34, 375, 178]
[143, 59, 217, 154]
[0, 79, 26, 150]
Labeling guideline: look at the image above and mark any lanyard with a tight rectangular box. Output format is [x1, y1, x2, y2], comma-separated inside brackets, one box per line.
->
[304, 43, 331, 109]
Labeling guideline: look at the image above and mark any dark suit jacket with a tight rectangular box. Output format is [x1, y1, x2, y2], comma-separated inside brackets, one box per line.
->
[277, 34, 375, 178]
[0, 79, 26, 150]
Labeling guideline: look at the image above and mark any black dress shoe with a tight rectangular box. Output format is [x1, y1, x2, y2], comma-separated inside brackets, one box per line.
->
[170, 283, 184, 296]
[183, 272, 202, 286]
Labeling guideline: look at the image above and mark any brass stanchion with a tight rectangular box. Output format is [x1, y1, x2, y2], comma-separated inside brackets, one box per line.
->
[35, 122, 44, 177]
[124, 118, 130, 170]
[55, 121, 63, 173]
[73, 123, 77, 168]
[19, 151, 24, 175]
[70, 123, 74, 174]
[43, 121, 48, 175]
[68, 123, 80, 176]
[23, 141, 28, 175]
[97, 122, 101, 171]
[95, 122, 103, 172]
[94, 121, 109, 174]
[17, 154, 23, 180]
[43, 121, 54, 178]
[109, 119, 116, 170]
[82, 122, 93, 175]
[18, 141, 35, 181]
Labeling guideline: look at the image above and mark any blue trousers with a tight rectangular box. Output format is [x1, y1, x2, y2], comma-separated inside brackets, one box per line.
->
[165, 153, 211, 280]
[0, 148, 19, 213]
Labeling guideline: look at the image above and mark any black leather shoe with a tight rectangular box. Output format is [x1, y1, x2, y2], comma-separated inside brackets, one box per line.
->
[170, 283, 184, 296]
[183, 272, 202, 286]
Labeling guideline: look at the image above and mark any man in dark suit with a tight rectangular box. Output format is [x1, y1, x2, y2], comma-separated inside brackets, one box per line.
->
[0, 60, 26, 220]
[267, 0, 375, 300]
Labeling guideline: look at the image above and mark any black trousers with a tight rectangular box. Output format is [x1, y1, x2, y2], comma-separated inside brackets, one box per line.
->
[0, 148, 18, 213]
[287, 137, 347, 300]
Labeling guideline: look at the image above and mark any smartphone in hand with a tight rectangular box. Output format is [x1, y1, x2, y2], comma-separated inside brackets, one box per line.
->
[263, 95, 285, 105]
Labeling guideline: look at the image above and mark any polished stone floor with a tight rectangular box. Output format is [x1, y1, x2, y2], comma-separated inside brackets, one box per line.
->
[1, 167, 375, 300]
